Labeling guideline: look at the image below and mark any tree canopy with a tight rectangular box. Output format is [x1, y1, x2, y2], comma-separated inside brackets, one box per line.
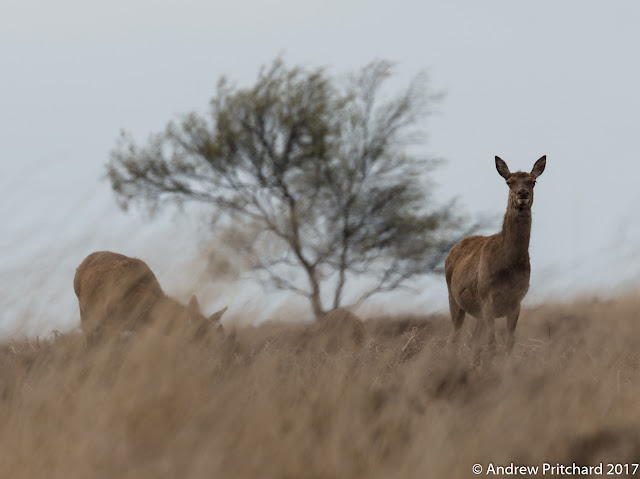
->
[108, 58, 474, 319]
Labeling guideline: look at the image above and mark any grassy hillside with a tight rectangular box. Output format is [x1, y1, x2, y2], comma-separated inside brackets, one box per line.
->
[1, 295, 640, 478]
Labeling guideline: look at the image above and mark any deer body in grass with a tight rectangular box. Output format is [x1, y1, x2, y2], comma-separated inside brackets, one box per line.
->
[74, 251, 227, 337]
[445, 156, 546, 351]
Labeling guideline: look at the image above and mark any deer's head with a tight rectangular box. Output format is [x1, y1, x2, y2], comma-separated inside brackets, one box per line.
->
[495, 155, 546, 209]
[155, 294, 227, 332]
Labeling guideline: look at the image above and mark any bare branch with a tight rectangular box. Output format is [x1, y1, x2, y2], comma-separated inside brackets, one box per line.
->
[106, 57, 477, 319]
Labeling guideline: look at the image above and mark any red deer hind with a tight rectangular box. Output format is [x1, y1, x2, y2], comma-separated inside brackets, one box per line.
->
[445, 155, 546, 351]
[74, 251, 226, 337]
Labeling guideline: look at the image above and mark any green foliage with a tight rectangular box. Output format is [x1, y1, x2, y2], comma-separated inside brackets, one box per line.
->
[108, 58, 473, 318]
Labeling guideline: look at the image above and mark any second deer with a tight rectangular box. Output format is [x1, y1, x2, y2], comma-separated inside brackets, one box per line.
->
[74, 251, 227, 339]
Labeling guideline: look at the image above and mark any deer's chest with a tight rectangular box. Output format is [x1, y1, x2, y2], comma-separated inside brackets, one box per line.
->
[479, 262, 530, 311]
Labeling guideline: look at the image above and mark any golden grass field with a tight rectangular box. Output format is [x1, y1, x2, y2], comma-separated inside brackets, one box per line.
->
[2, 295, 640, 478]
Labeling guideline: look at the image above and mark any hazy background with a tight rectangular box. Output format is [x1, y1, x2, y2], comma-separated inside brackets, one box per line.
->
[2, 0, 639, 336]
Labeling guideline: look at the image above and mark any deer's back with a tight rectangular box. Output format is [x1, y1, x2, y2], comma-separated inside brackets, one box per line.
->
[445, 235, 488, 314]
[74, 251, 165, 329]
[445, 235, 487, 285]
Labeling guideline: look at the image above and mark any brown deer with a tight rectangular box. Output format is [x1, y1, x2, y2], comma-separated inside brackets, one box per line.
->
[74, 251, 227, 337]
[445, 155, 546, 351]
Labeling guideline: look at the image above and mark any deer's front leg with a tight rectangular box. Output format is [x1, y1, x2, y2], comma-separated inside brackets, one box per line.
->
[480, 303, 497, 349]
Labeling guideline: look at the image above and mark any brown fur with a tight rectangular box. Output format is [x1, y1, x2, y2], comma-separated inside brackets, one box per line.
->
[73, 251, 226, 337]
[445, 156, 546, 350]
[317, 308, 366, 351]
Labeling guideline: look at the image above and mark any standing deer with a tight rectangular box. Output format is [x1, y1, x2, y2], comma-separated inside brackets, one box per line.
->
[445, 155, 546, 351]
[74, 251, 227, 338]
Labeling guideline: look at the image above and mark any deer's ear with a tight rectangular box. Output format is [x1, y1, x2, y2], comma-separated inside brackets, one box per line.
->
[495, 156, 511, 180]
[531, 155, 546, 179]
[208, 306, 227, 323]
[188, 294, 200, 314]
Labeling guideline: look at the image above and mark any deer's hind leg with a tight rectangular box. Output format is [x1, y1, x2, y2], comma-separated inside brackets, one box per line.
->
[505, 305, 520, 353]
[448, 292, 466, 344]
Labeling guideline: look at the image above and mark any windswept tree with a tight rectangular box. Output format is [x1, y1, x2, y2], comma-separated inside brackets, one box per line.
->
[108, 58, 474, 319]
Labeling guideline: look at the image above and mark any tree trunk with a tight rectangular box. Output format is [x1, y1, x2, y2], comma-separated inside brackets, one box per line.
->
[309, 285, 325, 320]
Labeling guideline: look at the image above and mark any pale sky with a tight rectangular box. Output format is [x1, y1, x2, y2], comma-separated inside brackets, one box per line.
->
[2, 1, 639, 336]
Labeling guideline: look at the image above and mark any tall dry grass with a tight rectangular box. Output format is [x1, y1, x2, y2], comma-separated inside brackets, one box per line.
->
[2, 294, 640, 478]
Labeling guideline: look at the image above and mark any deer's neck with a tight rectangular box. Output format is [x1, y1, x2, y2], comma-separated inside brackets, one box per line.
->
[499, 203, 532, 263]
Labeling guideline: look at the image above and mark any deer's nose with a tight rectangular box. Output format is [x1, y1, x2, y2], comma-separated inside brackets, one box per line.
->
[517, 189, 529, 199]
